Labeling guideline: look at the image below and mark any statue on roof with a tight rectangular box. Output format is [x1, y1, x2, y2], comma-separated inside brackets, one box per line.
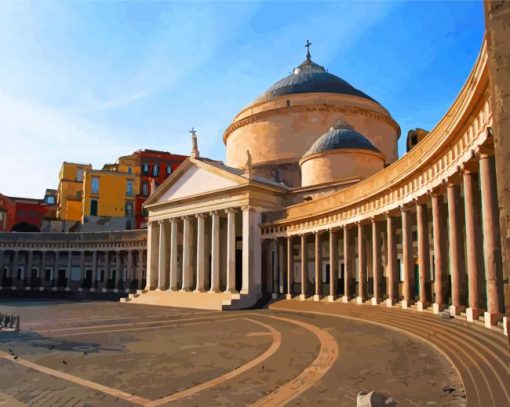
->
[190, 127, 200, 158]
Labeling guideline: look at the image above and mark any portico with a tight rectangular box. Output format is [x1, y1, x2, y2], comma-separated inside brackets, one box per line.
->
[130, 155, 286, 310]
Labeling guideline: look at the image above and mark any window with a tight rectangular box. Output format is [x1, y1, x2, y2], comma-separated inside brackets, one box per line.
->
[45, 196, 55, 204]
[166, 165, 172, 175]
[142, 163, 149, 175]
[125, 201, 133, 216]
[90, 199, 98, 216]
[142, 182, 149, 196]
[152, 164, 159, 177]
[127, 167, 132, 174]
[76, 168, 84, 182]
[126, 180, 133, 196]
[91, 177, 99, 194]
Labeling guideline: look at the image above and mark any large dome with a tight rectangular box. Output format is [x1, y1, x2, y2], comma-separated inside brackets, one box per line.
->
[255, 57, 377, 104]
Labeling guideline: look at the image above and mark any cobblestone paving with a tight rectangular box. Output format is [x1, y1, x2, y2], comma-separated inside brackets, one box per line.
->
[0, 299, 470, 406]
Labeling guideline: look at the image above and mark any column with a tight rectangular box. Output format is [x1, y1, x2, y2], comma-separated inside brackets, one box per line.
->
[401, 207, 413, 309]
[313, 232, 322, 301]
[432, 192, 446, 314]
[91, 251, 98, 290]
[169, 219, 179, 291]
[342, 226, 351, 303]
[447, 183, 465, 315]
[479, 154, 504, 327]
[416, 203, 430, 311]
[105, 251, 111, 291]
[157, 220, 168, 290]
[115, 250, 121, 289]
[300, 234, 308, 300]
[241, 206, 261, 295]
[65, 251, 71, 290]
[145, 221, 159, 291]
[371, 219, 381, 305]
[357, 223, 366, 304]
[12, 250, 19, 285]
[226, 209, 236, 293]
[464, 170, 483, 322]
[195, 214, 206, 292]
[40, 251, 47, 288]
[286, 236, 294, 299]
[53, 251, 59, 289]
[137, 249, 143, 290]
[0, 250, 4, 286]
[386, 215, 397, 306]
[181, 216, 192, 291]
[26, 250, 33, 287]
[328, 229, 338, 302]
[272, 239, 279, 296]
[278, 239, 285, 296]
[127, 250, 133, 290]
[79, 251, 85, 289]
[210, 212, 220, 292]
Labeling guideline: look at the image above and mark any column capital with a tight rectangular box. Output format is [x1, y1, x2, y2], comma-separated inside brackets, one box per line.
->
[241, 205, 254, 212]
[225, 207, 237, 214]
[195, 213, 206, 219]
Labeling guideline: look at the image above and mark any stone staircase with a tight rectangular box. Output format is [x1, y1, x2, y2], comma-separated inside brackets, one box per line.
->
[120, 289, 259, 310]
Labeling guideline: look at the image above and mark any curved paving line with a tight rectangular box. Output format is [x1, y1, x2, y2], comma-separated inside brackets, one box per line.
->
[271, 304, 509, 407]
[0, 350, 151, 406]
[363, 308, 510, 399]
[248, 314, 339, 407]
[146, 317, 282, 406]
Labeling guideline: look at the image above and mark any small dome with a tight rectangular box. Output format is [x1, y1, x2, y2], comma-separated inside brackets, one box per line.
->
[255, 58, 377, 104]
[303, 120, 381, 157]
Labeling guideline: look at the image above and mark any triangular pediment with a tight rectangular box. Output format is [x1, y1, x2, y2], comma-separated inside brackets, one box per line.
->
[145, 159, 247, 205]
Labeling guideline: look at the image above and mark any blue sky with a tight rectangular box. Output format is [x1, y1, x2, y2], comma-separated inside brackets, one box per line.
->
[0, 1, 485, 198]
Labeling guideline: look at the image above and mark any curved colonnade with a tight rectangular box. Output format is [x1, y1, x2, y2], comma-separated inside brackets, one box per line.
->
[0, 231, 147, 293]
[261, 41, 508, 334]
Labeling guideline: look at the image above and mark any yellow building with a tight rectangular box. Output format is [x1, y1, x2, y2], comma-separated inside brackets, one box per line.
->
[82, 169, 136, 220]
[57, 162, 92, 222]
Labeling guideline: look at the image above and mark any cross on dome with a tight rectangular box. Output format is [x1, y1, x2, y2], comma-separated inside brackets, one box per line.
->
[305, 40, 312, 60]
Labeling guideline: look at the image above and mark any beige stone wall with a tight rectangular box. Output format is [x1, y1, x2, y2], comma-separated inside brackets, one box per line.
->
[485, 0, 510, 316]
[224, 92, 399, 186]
[301, 150, 385, 187]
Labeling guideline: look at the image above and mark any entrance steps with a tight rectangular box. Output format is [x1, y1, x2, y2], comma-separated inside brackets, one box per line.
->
[120, 289, 258, 310]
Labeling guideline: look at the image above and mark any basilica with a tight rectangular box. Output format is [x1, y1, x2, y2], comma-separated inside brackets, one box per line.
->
[128, 39, 508, 335]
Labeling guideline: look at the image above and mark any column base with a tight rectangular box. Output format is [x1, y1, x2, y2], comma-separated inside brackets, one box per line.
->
[272, 293, 279, 299]
[90, 288, 96, 292]
[342, 296, 350, 303]
[64, 287, 71, 292]
[209, 289, 221, 294]
[401, 299, 412, 309]
[52, 287, 58, 291]
[503, 316, 509, 337]
[78, 288, 83, 292]
[356, 296, 365, 305]
[416, 301, 428, 312]
[194, 288, 206, 293]
[386, 298, 396, 307]
[327, 295, 336, 302]
[483, 312, 501, 328]
[466, 307, 480, 322]
[313, 295, 321, 301]
[180, 288, 192, 293]
[25, 287, 31, 291]
[299, 294, 307, 301]
[449, 305, 464, 316]
[285, 294, 293, 300]
[102, 288, 107, 292]
[39, 287, 44, 291]
[432, 303, 445, 314]
[371, 297, 380, 305]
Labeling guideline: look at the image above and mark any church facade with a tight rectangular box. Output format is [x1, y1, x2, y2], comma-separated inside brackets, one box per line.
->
[126, 40, 508, 334]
